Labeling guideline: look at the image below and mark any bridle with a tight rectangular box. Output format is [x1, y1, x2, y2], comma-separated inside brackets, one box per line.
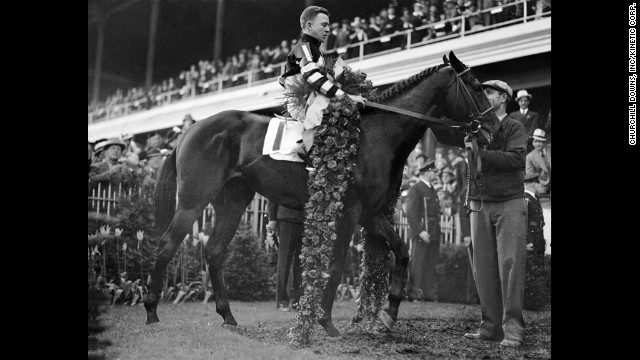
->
[452, 67, 494, 133]
[363, 64, 493, 214]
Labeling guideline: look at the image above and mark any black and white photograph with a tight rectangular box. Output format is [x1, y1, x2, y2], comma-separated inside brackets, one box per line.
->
[88, 1, 552, 358]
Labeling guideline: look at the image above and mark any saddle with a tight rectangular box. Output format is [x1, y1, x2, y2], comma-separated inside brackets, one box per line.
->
[262, 115, 305, 163]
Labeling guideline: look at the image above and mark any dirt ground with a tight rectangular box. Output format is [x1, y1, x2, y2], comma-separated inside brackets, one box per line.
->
[229, 300, 551, 359]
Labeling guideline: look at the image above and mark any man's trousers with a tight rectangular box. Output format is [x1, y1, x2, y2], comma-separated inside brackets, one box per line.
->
[470, 198, 527, 342]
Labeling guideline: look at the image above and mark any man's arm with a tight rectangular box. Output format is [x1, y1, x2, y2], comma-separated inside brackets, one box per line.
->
[478, 120, 528, 172]
[89, 163, 117, 185]
[525, 153, 537, 175]
[297, 43, 345, 98]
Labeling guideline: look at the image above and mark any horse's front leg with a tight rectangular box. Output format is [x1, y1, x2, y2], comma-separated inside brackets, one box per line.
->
[363, 214, 410, 331]
[318, 204, 361, 337]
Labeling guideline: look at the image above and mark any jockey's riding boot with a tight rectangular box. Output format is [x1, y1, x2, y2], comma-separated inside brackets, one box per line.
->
[295, 141, 315, 172]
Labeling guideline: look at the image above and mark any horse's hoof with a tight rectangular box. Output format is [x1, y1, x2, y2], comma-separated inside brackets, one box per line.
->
[378, 310, 395, 331]
[224, 318, 238, 326]
[319, 319, 341, 337]
[146, 316, 160, 325]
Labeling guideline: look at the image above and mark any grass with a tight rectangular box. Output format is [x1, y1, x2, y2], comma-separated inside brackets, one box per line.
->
[92, 300, 550, 360]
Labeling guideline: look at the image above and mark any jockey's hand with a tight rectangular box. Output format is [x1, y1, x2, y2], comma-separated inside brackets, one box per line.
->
[348, 94, 366, 108]
[419, 231, 430, 243]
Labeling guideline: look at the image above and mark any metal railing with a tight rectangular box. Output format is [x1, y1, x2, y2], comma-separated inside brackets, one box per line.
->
[88, 1, 549, 124]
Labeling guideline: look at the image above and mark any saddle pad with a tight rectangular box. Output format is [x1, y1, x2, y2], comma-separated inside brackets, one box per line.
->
[262, 118, 304, 163]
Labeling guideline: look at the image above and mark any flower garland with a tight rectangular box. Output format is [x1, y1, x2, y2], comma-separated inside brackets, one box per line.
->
[281, 59, 379, 345]
[348, 201, 397, 332]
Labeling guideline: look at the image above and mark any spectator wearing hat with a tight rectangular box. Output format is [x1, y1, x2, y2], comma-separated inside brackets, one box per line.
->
[145, 133, 171, 153]
[165, 127, 182, 150]
[141, 147, 165, 187]
[89, 137, 131, 190]
[405, 160, 441, 302]
[91, 139, 108, 164]
[409, 2, 427, 43]
[406, 143, 427, 177]
[523, 173, 546, 258]
[509, 89, 540, 152]
[525, 129, 551, 196]
[441, 167, 457, 197]
[182, 114, 196, 131]
[144, 147, 165, 173]
[348, 19, 369, 59]
[463, 79, 528, 348]
[120, 134, 142, 167]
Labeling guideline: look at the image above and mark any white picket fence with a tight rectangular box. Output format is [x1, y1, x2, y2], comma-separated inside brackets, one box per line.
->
[88, 183, 460, 245]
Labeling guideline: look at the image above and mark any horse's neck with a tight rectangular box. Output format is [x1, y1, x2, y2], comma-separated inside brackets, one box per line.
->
[378, 71, 448, 154]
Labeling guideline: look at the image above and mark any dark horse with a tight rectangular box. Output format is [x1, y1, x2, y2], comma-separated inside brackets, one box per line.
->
[144, 51, 498, 336]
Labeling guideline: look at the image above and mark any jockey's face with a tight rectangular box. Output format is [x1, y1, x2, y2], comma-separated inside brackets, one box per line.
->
[305, 13, 330, 43]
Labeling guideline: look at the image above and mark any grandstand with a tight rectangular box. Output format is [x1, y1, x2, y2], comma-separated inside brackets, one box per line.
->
[88, 0, 551, 145]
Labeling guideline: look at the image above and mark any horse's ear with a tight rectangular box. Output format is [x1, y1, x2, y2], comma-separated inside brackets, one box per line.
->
[443, 54, 450, 65]
[448, 51, 467, 73]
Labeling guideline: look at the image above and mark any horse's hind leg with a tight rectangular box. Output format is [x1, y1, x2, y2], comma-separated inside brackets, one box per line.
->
[144, 207, 202, 324]
[363, 214, 409, 331]
[205, 179, 255, 326]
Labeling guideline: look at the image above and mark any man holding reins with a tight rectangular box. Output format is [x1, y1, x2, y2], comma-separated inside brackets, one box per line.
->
[463, 80, 529, 348]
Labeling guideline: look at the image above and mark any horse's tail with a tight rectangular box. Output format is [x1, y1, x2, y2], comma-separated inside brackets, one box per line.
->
[154, 149, 177, 236]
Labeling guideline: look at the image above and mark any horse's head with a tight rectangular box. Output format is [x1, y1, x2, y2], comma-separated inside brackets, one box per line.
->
[434, 51, 500, 147]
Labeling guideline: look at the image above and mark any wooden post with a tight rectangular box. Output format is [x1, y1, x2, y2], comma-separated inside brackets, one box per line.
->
[91, 16, 106, 104]
[145, 0, 160, 90]
[213, 0, 225, 62]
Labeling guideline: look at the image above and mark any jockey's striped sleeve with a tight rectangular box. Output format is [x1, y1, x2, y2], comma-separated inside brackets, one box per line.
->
[299, 45, 345, 98]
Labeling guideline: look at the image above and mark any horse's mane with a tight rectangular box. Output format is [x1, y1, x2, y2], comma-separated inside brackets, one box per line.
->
[369, 63, 448, 103]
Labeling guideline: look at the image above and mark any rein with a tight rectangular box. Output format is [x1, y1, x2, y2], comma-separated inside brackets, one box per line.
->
[363, 101, 482, 133]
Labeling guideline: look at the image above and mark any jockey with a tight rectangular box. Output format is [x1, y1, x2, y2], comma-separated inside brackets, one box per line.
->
[278, 6, 365, 166]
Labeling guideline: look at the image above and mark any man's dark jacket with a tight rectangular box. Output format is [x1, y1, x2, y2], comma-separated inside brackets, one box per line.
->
[468, 115, 528, 202]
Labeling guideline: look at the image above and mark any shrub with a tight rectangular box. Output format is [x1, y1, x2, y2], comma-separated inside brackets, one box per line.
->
[434, 243, 551, 309]
[223, 223, 276, 301]
[524, 253, 551, 310]
[436, 243, 472, 303]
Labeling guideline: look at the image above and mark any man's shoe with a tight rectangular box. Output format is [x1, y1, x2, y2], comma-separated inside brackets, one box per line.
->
[464, 333, 498, 341]
[500, 339, 522, 348]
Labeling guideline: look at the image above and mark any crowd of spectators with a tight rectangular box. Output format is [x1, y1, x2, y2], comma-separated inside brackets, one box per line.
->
[400, 144, 470, 226]
[88, 0, 550, 121]
[88, 114, 197, 196]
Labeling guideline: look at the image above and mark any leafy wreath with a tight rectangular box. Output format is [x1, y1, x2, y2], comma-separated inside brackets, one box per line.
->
[281, 56, 397, 345]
